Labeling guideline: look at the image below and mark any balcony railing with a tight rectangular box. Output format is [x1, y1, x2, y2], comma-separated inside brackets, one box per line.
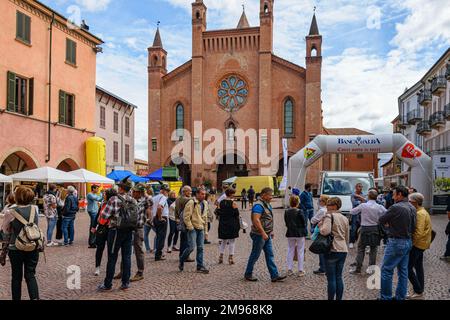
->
[398, 115, 408, 128]
[446, 64, 450, 80]
[416, 120, 431, 135]
[417, 90, 432, 106]
[445, 103, 450, 120]
[431, 76, 447, 95]
[407, 110, 422, 124]
[430, 111, 446, 128]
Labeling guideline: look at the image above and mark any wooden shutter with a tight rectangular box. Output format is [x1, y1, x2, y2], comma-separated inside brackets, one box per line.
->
[28, 78, 34, 115]
[7, 71, 16, 111]
[66, 39, 70, 62]
[72, 41, 77, 64]
[59, 90, 66, 124]
[24, 14, 31, 43]
[71, 94, 75, 127]
[16, 12, 23, 40]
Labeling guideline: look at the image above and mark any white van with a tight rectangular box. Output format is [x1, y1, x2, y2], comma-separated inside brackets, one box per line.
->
[319, 171, 375, 216]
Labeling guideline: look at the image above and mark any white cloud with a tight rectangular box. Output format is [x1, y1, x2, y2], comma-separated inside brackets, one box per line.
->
[75, 0, 111, 12]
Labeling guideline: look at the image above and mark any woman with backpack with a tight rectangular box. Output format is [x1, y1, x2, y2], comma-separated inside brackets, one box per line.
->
[318, 197, 349, 300]
[1, 186, 41, 300]
[216, 188, 240, 265]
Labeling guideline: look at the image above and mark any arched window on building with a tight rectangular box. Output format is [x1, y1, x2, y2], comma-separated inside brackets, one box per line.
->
[176, 104, 184, 139]
[311, 46, 318, 57]
[284, 98, 294, 136]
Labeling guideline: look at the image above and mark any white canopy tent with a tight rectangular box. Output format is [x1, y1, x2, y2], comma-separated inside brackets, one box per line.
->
[0, 174, 13, 211]
[10, 167, 84, 183]
[69, 169, 114, 184]
[223, 176, 238, 184]
[0, 174, 13, 183]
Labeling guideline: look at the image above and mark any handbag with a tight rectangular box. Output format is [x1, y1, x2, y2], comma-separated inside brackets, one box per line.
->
[0, 245, 8, 267]
[309, 214, 334, 255]
[239, 216, 249, 234]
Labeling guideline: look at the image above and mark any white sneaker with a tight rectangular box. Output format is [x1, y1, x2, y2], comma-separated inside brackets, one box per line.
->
[46, 242, 53, 247]
[349, 243, 354, 249]
[298, 271, 306, 277]
[94, 267, 100, 276]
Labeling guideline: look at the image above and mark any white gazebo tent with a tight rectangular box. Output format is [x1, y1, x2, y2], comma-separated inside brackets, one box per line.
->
[10, 167, 85, 184]
[69, 169, 115, 200]
[0, 173, 13, 211]
[69, 169, 114, 184]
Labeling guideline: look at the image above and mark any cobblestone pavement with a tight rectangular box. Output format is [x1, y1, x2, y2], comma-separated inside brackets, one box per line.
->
[0, 199, 449, 300]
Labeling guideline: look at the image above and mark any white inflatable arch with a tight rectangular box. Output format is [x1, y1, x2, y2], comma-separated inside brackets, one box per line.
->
[287, 134, 433, 208]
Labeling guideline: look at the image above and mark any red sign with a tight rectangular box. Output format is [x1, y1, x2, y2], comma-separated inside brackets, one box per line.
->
[401, 143, 422, 159]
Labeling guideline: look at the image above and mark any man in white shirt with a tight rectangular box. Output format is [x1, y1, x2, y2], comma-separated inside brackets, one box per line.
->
[152, 184, 170, 261]
[349, 189, 387, 274]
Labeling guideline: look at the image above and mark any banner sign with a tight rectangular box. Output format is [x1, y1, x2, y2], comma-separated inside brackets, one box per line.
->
[279, 138, 288, 190]
[303, 141, 323, 167]
[326, 135, 393, 154]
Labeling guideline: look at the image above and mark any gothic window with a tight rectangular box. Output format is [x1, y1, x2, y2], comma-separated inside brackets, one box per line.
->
[176, 104, 184, 138]
[226, 122, 236, 141]
[311, 46, 318, 57]
[264, 2, 269, 14]
[284, 98, 294, 136]
[217, 75, 249, 111]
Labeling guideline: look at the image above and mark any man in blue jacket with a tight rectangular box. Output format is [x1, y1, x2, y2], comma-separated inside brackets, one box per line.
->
[87, 185, 103, 248]
[300, 184, 314, 239]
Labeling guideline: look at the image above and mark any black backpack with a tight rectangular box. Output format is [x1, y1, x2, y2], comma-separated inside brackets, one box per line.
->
[116, 195, 139, 230]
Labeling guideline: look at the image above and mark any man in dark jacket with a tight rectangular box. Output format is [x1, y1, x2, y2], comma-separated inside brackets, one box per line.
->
[300, 183, 314, 238]
[62, 186, 79, 246]
[379, 186, 416, 300]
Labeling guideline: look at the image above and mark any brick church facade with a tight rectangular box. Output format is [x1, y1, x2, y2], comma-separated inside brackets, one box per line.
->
[148, 0, 324, 188]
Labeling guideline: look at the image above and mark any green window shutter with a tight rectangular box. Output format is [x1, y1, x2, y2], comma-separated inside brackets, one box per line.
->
[66, 39, 70, 62]
[28, 78, 34, 116]
[7, 71, 16, 111]
[24, 15, 31, 43]
[16, 12, 23, 39]
[71, 95, 75, 127]
[59, 90, 66, 124]
[72, 41, 77, 65]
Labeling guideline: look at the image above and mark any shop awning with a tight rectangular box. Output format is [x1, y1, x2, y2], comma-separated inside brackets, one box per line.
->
[107, 170, 149, 183]
[145, 168, 163, 181]
[70, 169, 115, 184]
[0, 173, 13, 183]
[10, 167, 84, 183]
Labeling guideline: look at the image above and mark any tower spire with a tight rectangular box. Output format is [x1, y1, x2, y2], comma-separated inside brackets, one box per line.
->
[308, 8, 320, 36]
[152, 21, 163, 48]
[237, 5, 250, 28]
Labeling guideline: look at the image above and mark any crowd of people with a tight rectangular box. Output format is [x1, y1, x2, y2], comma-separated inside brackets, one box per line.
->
[0, 179, 449, 301]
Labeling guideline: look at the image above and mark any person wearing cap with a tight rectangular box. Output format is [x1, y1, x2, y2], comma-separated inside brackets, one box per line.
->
[98, 178, 137, 292]
[152, 183, 170, 261]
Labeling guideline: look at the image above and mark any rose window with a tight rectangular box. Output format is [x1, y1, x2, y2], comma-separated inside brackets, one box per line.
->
[217, 75, 248, 111]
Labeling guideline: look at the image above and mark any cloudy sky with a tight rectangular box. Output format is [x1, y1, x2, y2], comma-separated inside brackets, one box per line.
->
[43, 0, 450, 161]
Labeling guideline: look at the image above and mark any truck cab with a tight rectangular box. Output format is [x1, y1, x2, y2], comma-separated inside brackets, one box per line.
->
[319, 171, 375, 216]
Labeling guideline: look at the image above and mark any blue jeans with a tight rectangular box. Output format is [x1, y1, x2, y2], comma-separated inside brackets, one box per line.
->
[179, 230, 188, 258]
[103, 228, 133, 288]
[88, 211, 97, 246]
[380, 238, 412, 300]
[143, 224, 157, 252]
[324, 252, 347, 300]
[350, 214, 360, 244]
[46, 217, 57, 243]
[245, 233, 279, 280]
[318, 253, 326, 272]
[61, 216, 75, 244]
[180, 229, 205, 268]
[304, 209, 314, 236]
